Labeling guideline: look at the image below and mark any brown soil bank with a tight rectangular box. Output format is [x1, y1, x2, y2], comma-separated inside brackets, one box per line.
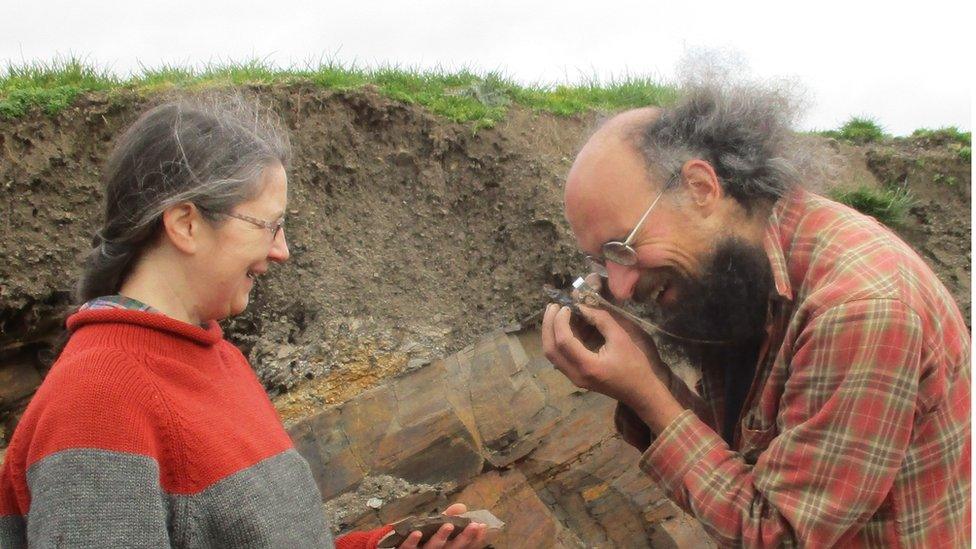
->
[0, 86, 971, 443]
[0, 85, 588, 430]
[862, 138, 972, 321]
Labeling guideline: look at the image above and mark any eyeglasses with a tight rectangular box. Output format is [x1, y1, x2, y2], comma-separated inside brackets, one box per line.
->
[586, 174, 677, 276]
[198, 205, 285, 240]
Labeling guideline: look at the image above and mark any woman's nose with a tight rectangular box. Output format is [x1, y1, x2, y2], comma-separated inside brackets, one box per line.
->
[269, 229, 290, 262]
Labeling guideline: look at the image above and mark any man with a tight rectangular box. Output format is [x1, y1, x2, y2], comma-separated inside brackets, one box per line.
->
[542, 87, 970, 547]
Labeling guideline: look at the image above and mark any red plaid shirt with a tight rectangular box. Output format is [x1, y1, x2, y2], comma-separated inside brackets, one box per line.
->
[639, 188, 970, 547]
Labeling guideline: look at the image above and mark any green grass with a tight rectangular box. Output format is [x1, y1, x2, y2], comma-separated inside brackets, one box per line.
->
[509, 77, 680, 116]
[932, 173, 959, 187]
[818, 117, 887, 144]
[0, 57, 678, 127]
[911, 126, 971, 147]
[831, 185, 915, 226]
[909, 127, 971, 163]
[0, 58, 119, 117]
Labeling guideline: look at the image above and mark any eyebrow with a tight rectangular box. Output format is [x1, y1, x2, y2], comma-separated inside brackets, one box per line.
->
[595, 230, 632, 253]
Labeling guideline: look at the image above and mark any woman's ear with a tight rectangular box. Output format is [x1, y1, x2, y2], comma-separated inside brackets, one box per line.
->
[161, 203, 205, 254]
[680, 159, 723, 215]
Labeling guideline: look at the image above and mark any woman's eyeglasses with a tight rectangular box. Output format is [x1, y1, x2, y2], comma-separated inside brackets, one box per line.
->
[198, 205, 285, 240]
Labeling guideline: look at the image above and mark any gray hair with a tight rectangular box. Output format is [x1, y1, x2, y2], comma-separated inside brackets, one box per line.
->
[635, 84, 809, 210]
[77, 94, 291, 302]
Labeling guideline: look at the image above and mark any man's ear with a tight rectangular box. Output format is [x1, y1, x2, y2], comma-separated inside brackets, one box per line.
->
[161, 203, 205, 254]
[680, 159, 723, 214]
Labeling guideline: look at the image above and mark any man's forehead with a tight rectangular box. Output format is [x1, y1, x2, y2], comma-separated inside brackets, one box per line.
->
[563, 108, 664, 251]
[568, 108, 661, 184]
[565, 154, 656, 252]
[566, 133, 657, 205]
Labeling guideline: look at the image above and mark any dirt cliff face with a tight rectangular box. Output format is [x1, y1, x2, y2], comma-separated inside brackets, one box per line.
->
[863, 138, 972, 322]
[0, 86, 970, 447]
[0, 85, 592, 431]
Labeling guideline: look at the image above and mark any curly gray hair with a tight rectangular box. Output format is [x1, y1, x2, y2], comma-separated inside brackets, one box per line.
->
[636, 84, 811, 210]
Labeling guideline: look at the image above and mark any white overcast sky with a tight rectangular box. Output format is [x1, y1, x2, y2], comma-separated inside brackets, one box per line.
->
[3, 0, 972, 135]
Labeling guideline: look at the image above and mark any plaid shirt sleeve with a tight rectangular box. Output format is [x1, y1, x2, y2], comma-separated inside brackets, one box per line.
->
[639, 298, 923, 547]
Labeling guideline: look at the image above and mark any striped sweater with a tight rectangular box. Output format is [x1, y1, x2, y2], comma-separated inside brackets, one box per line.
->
[0, 308, 389, 548]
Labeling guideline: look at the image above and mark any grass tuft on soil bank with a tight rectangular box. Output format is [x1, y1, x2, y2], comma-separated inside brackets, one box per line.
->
[0, 57, 678, 127]
[910, 127, 971, 163]
[0, 59, 118, 117]
[817, 116, 887, 144]
[816, 119, 972, 151]
[831, 186, 915, 227]
[911, 127, 971, 147]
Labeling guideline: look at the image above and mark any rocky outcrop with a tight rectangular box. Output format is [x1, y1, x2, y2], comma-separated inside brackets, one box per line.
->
[291, 326, 714, 547]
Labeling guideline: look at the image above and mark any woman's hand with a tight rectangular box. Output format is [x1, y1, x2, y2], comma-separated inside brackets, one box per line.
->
[395, 503, 489, 549]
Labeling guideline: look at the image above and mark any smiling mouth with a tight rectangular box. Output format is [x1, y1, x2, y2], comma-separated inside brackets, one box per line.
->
[650, 281, 668, 303]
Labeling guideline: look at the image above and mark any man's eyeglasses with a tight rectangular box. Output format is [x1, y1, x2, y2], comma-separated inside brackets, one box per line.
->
[586, 174, 677, 276]
[198, 205, 285, 240]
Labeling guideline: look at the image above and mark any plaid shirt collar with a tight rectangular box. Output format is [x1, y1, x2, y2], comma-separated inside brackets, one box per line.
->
[762, 187, 802, 304]
[79, 294, 161, 314]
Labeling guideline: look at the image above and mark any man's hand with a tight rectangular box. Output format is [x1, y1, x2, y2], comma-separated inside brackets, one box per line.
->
[542, 289, 684, 434]
[395, 503, 489, 549]
[542, 302, 656, 404]
[572, 274, 671, 384]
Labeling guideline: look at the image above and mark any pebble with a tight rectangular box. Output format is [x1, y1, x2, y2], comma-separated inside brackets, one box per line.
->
[366, 497, 384, 509]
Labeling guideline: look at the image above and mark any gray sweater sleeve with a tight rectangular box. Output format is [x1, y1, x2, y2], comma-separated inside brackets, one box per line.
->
[25, 448, 172, 548]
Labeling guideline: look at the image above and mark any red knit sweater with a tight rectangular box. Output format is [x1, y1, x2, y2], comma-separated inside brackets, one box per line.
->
[0, 308, 390, 548]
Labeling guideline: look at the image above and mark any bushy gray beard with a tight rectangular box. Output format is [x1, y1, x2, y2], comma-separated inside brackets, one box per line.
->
[632, 237, 774, 348]
[620, 237, 773, 443]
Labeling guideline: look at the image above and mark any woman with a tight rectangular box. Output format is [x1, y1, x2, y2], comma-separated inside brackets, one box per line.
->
[0, 96, 487, 549]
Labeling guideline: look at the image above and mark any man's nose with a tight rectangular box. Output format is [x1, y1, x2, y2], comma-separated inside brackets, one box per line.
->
[269, 230, 290, 262]
[605, 261, 639, 301]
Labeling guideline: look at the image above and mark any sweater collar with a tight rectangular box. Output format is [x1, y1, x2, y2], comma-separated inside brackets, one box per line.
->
[67, 308, 223, 346]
